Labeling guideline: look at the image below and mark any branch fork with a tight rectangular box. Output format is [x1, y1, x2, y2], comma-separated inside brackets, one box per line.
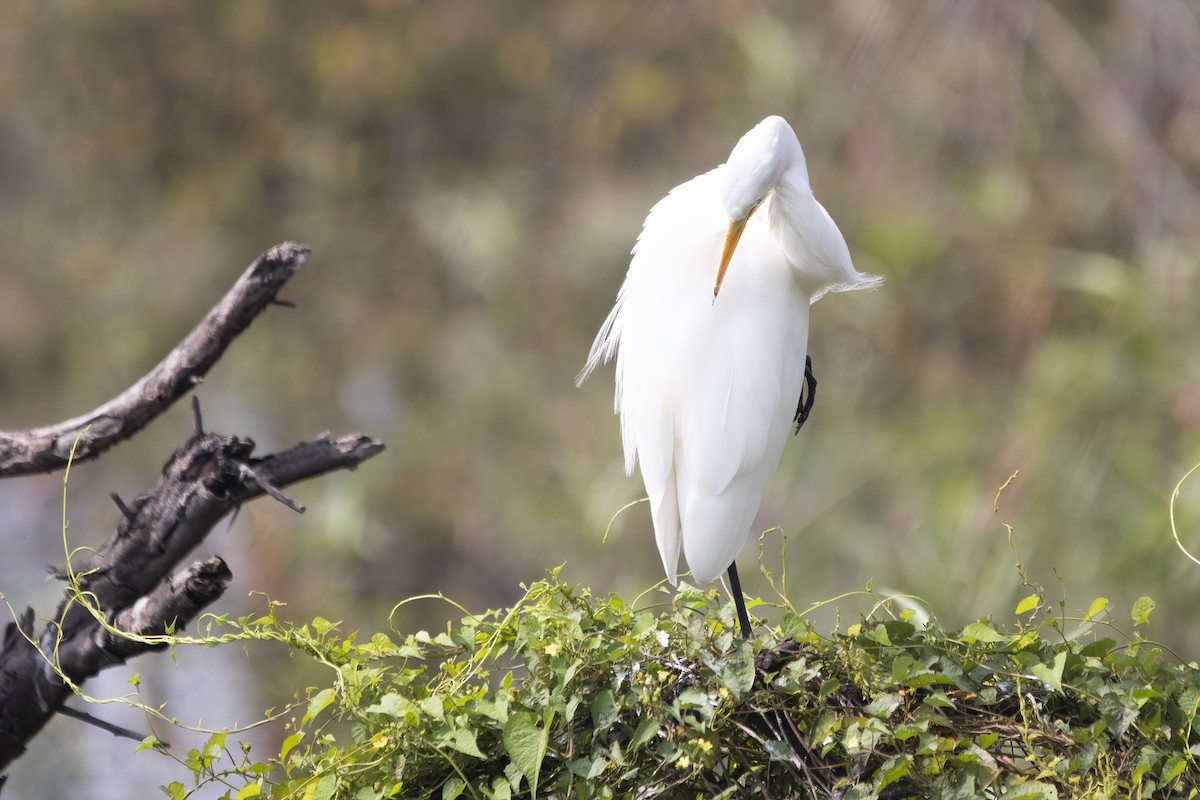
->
[0, 243, 384, 775]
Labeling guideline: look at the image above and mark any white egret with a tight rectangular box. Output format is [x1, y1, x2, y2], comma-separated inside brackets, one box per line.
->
[578, 115, 882, 639]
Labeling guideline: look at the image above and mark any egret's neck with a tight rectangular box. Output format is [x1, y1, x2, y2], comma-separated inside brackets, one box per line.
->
[766, 166, 859, 296]
[766, 168, 816, 261]
[767, 167, 811, 228]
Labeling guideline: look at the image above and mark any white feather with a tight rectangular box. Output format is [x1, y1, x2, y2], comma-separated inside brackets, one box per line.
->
[580, 116, 881, 588]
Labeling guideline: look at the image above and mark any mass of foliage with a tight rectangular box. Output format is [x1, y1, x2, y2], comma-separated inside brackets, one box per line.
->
[139, 569, 1199, 800]
[5, 6, 1200, 795]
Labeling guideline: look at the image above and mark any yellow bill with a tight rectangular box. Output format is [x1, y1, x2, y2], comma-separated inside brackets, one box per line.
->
[713, 216, 749, 298]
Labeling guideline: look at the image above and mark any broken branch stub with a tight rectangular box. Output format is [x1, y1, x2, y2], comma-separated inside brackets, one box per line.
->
[0, 428, 384, 771]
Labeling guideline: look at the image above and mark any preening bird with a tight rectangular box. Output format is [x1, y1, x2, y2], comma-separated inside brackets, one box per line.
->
[578, 115, 882, 639]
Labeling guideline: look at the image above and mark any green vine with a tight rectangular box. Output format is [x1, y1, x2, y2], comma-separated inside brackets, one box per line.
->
[15, 461, 1200, 799]
[34, 570, 1198, 800]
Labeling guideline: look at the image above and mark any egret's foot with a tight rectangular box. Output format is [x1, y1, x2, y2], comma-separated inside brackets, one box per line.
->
[793, 355, 817, 435]
[726, 562, 753, 640]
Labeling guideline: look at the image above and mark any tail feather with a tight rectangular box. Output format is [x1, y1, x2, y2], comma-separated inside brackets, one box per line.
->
[649, 465, 682, 585]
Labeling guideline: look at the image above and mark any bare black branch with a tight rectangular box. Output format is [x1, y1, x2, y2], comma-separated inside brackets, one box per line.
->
[0, 241, 310, 478]
[0, 243, 384, 777]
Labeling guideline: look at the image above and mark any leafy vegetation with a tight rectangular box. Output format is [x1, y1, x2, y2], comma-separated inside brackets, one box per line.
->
[5, 4, 1200, 796]
[5, 3, 1200, 661]
[127, 568, 1199, 800]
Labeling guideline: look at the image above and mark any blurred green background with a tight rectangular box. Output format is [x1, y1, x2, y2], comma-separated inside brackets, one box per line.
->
[2, 2, 1199, 796]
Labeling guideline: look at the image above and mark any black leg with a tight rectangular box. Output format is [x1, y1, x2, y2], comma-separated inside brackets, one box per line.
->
[793, 355, 817, 435]
[726, 561, 753, 640]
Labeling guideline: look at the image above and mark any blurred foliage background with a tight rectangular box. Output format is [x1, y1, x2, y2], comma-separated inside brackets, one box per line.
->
[1, 1, 1199, 796]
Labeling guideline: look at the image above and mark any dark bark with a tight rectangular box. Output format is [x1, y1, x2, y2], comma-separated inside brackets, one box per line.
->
[0, 241, 310, 478]
[0, 242, 385, 776]
[0, 429, 382, 771]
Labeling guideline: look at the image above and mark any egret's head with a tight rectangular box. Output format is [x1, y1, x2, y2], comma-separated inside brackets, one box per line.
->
[714, 116, 805, 297]
[720, 116, 803, 219]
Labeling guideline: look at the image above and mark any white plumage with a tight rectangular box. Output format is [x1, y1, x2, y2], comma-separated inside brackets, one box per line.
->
[579, 116, 881, 605]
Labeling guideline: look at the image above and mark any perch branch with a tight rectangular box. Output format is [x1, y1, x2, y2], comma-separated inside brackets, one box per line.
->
[0, 241, 310, 478]
[0, 428, 384, 771]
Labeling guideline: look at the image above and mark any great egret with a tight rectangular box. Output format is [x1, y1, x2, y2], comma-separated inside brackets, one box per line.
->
[578, 115, 881, 639]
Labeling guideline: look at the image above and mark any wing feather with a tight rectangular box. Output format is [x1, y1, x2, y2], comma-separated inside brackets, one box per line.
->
[581, 170, 812, 586]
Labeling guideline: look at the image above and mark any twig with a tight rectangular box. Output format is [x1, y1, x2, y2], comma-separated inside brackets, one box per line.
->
[0, 242, 310, 478]
[0, 430, 383, 771]
[111, 492, 134, 520]
[191, 396, 204, 436]
[0, 240, 385, 774]
[236, 463, 306, 514]
[57, 706, 160, 748]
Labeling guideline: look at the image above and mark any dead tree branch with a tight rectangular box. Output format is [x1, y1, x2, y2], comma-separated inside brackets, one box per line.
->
[0, 241, 311, 478]
[0, 427, 384, 772]
[0, 242, 385, 777]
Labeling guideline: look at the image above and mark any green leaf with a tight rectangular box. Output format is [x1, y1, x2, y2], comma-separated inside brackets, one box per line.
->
[1132, 596, 1156, 625]
[961, 622, 1005, 643]
[903, 672, 955, 689]
[562, 694, 582, 726]
[779, 611, 809, 638]
[474, 693, 510, 723]
[203, 732, 227, 760]
[566, 756, 594, 777]
[719, 641, 755, 696]
[932, 771, 977, 800]
[1029, 650, 1067, 693]
[842, 788, 876, 800]
[305, 688, 336, 723]
[279, 733, 303, 762]
[441, 776, 465, 800]
[675, 582, 709, 605]
[236, 783, 262, 800]
[763, 739, 794, 762]
[312, 773, 338, 800]
[890, 655, 917, 683]
[865, 693, 902, 718]
[1099, 692, 1139, 737]
[1079, 638, 1117, 658]
[631, 611, 656, 637]
[446, 726, 486, 759]
[1162, 753, 1187, 784]
[420, 696, 445, 720]
[1015, 594, 1040, 615]
[1085, 597, 1110, 620]
[365, 692, 419, 719]
[591, 689, 618, 731]
[1005, 780, 1059, 800]
[630, 717, 659, 749]
[1180, 687, 1200, 715]
[923, 691, 955, 709]
[876, 754, 911, 790]
[489, 776, 512, 800]
[503, 711, 547, 798]
[135, 735, 162, 752]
